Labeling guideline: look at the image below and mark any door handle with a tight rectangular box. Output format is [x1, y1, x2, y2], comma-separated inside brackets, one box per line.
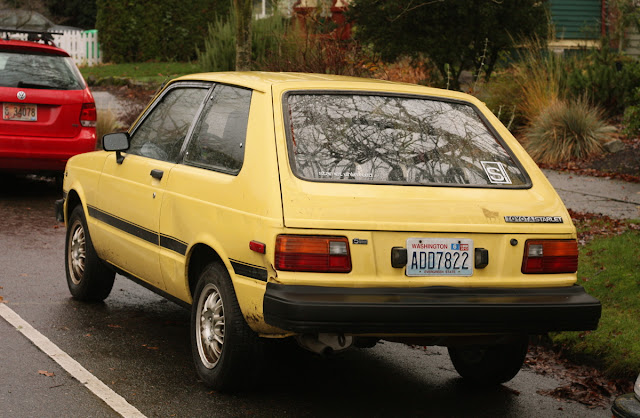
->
[150, 169, 164, 180]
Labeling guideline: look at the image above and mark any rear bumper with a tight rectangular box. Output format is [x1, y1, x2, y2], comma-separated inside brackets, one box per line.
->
[263, 284, 601, 334]
[0, 129, 96, 172]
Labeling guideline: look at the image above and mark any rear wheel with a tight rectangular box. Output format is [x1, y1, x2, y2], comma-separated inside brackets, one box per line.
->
[191, 262, 262, 391]
[65, 205, 115, 302]
[447, 336, 529, 384]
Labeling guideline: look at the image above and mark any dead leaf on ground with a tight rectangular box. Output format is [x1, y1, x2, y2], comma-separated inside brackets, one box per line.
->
[526, 344, 634, 408]
[38, 370, 55, 377]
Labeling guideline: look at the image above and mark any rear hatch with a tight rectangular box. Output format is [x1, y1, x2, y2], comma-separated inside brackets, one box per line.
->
[0, 47, 89, 139]
[275, 87, 575, 286]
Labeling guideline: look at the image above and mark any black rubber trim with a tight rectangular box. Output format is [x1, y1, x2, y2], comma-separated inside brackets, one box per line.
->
[88, 205, 158, 245]
[87, 205, 188, 255]
[230, 259, 268, 282]
[263, 284, 601, 334]
[159, 234, 188, 256]
[54, 198, 65, 222]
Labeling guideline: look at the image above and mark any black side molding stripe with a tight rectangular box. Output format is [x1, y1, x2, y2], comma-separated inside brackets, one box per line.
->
[160, 234, 188, 256]
[88, 205, 158, 245]
[87, 205, 187, 256]
[230, 259, 268, 282]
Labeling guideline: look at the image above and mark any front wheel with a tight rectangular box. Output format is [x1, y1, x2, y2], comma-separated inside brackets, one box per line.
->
[190, 262, 262, 391]
[65, 205, 115, 302]
[447, 336, 529, 385]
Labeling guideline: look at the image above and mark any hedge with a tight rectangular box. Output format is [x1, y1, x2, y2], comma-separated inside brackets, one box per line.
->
[96, 0, 230, 63]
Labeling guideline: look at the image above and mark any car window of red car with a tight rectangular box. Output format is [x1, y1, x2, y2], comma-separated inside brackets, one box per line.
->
[0, 50, 83, 90]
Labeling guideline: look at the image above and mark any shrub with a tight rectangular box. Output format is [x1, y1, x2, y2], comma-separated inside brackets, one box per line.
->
[475, 68, 524, 130]
[198, 12, 289, 72]
[197, 15, 236, 72]
[512, 38, 566, 124]
[523, 98, 615, 164]
[623, 87, 640, 137]
[96, 0, 226, 62]
[257, 17, 374, 76]
[96, 109, 122, 150]
[565, 45, 640, 116]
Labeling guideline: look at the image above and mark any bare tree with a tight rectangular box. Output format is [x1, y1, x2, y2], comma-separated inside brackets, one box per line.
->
[234, 0, 252, 71]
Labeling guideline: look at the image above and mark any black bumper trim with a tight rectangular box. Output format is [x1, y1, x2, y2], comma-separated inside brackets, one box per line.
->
[55, 198, 65, 223]
[263, 284, 601, 334]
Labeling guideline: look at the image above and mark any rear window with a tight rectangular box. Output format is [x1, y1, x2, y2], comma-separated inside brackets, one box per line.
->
[0, 51, 84, 90]
[285, 93, 529, 187]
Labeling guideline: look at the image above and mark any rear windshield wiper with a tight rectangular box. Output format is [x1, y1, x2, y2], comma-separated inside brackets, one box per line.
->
[17, 81, 55, 89]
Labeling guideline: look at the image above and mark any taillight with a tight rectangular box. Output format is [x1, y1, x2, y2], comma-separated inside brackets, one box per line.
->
[80, 103, 97, 127]
[521, 239, 578, 274]
[275, 235, 351, 273]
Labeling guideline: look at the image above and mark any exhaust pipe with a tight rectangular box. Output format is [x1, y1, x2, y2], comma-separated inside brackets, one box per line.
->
[296, 333, 353, 355]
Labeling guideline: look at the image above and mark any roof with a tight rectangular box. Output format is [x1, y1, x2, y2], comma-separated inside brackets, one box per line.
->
[173, 71, 476, 103]
[0, 37, 69, 56]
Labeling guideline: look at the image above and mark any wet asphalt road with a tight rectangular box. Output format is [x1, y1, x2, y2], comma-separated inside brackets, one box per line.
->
[0, 175, 610, 417]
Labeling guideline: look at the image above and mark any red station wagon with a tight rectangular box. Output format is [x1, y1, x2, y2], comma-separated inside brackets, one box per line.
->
[0, 29, 97, 175]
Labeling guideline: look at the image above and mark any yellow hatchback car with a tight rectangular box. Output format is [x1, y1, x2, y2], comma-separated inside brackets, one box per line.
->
[56, 72, 601, 391]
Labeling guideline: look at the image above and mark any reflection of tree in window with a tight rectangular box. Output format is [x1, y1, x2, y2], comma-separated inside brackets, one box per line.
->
[0, 52, 82, 89]
[128, 88, 208, 162]
[184, 85, 251, 175]
[287, 94, 526, 186]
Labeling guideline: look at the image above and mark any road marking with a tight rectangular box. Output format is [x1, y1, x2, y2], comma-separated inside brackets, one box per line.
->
[0, 304, 146, 418]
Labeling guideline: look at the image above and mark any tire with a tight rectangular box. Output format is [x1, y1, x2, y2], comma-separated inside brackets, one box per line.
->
[190, 262, 262, 391]
[447, 336, 529, 385]
[65, 205, 115, 302]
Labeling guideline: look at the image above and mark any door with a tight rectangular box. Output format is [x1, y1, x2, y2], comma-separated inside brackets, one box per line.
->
[93, 83, 210, 288]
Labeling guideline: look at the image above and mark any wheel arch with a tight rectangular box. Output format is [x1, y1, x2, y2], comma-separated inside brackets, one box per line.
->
[65, 189, 83, 221]
[187, 243, 225, 298]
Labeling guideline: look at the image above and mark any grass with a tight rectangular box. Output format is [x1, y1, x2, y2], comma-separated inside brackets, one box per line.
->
[551, 229, 640, 378]
[523, 97, 615, 164]
[79, 61, 201, 85]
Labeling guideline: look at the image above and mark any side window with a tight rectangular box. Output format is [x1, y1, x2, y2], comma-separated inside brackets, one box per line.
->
[184, 84, 252, 175]
[128, 87, 208, 162]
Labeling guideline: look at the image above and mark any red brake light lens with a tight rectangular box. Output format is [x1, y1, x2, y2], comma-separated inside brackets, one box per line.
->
[80, 103, 97, 127]
[275, 235, 351, 273]
[521, 239, 578, 274]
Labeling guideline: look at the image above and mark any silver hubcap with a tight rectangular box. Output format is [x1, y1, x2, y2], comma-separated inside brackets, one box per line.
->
[196, 283, 225, 369]
[68, 221, 86, 285]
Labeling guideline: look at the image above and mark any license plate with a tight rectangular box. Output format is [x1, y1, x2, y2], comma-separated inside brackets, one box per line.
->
[3, 103, 37, 121]
[406, 238, 473, 276]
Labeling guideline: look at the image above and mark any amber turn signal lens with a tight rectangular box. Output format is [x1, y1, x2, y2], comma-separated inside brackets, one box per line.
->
[275, 235, 351, 272]
[521, 239, 578, 274]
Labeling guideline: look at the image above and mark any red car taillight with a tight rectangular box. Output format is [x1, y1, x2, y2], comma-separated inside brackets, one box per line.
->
[80, 103, 97, 127]
[275, 235, 352, 273]
[521, 239, 578, 274]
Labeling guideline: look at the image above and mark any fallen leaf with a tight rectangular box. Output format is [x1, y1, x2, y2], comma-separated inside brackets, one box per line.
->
[107, 324, 122, 329]
[0, 296, 5, 303]
[38, 370, 55, 377]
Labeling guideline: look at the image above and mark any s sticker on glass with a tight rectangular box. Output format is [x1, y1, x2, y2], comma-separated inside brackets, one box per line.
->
[481, 161, 512, 185]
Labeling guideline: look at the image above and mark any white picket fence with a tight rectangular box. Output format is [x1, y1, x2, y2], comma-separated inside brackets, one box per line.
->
[7, 29, 102, 66]
[54, 30, 101, 67]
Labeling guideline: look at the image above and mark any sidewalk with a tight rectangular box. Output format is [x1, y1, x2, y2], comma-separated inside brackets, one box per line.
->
[542, 169, 640, 220]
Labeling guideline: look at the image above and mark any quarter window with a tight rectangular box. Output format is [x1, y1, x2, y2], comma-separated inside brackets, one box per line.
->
[128, 87, 208, 163]
[184, 84, 252, 175]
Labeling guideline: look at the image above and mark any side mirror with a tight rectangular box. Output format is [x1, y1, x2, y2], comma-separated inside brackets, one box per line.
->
[103, 132, 130, 164]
